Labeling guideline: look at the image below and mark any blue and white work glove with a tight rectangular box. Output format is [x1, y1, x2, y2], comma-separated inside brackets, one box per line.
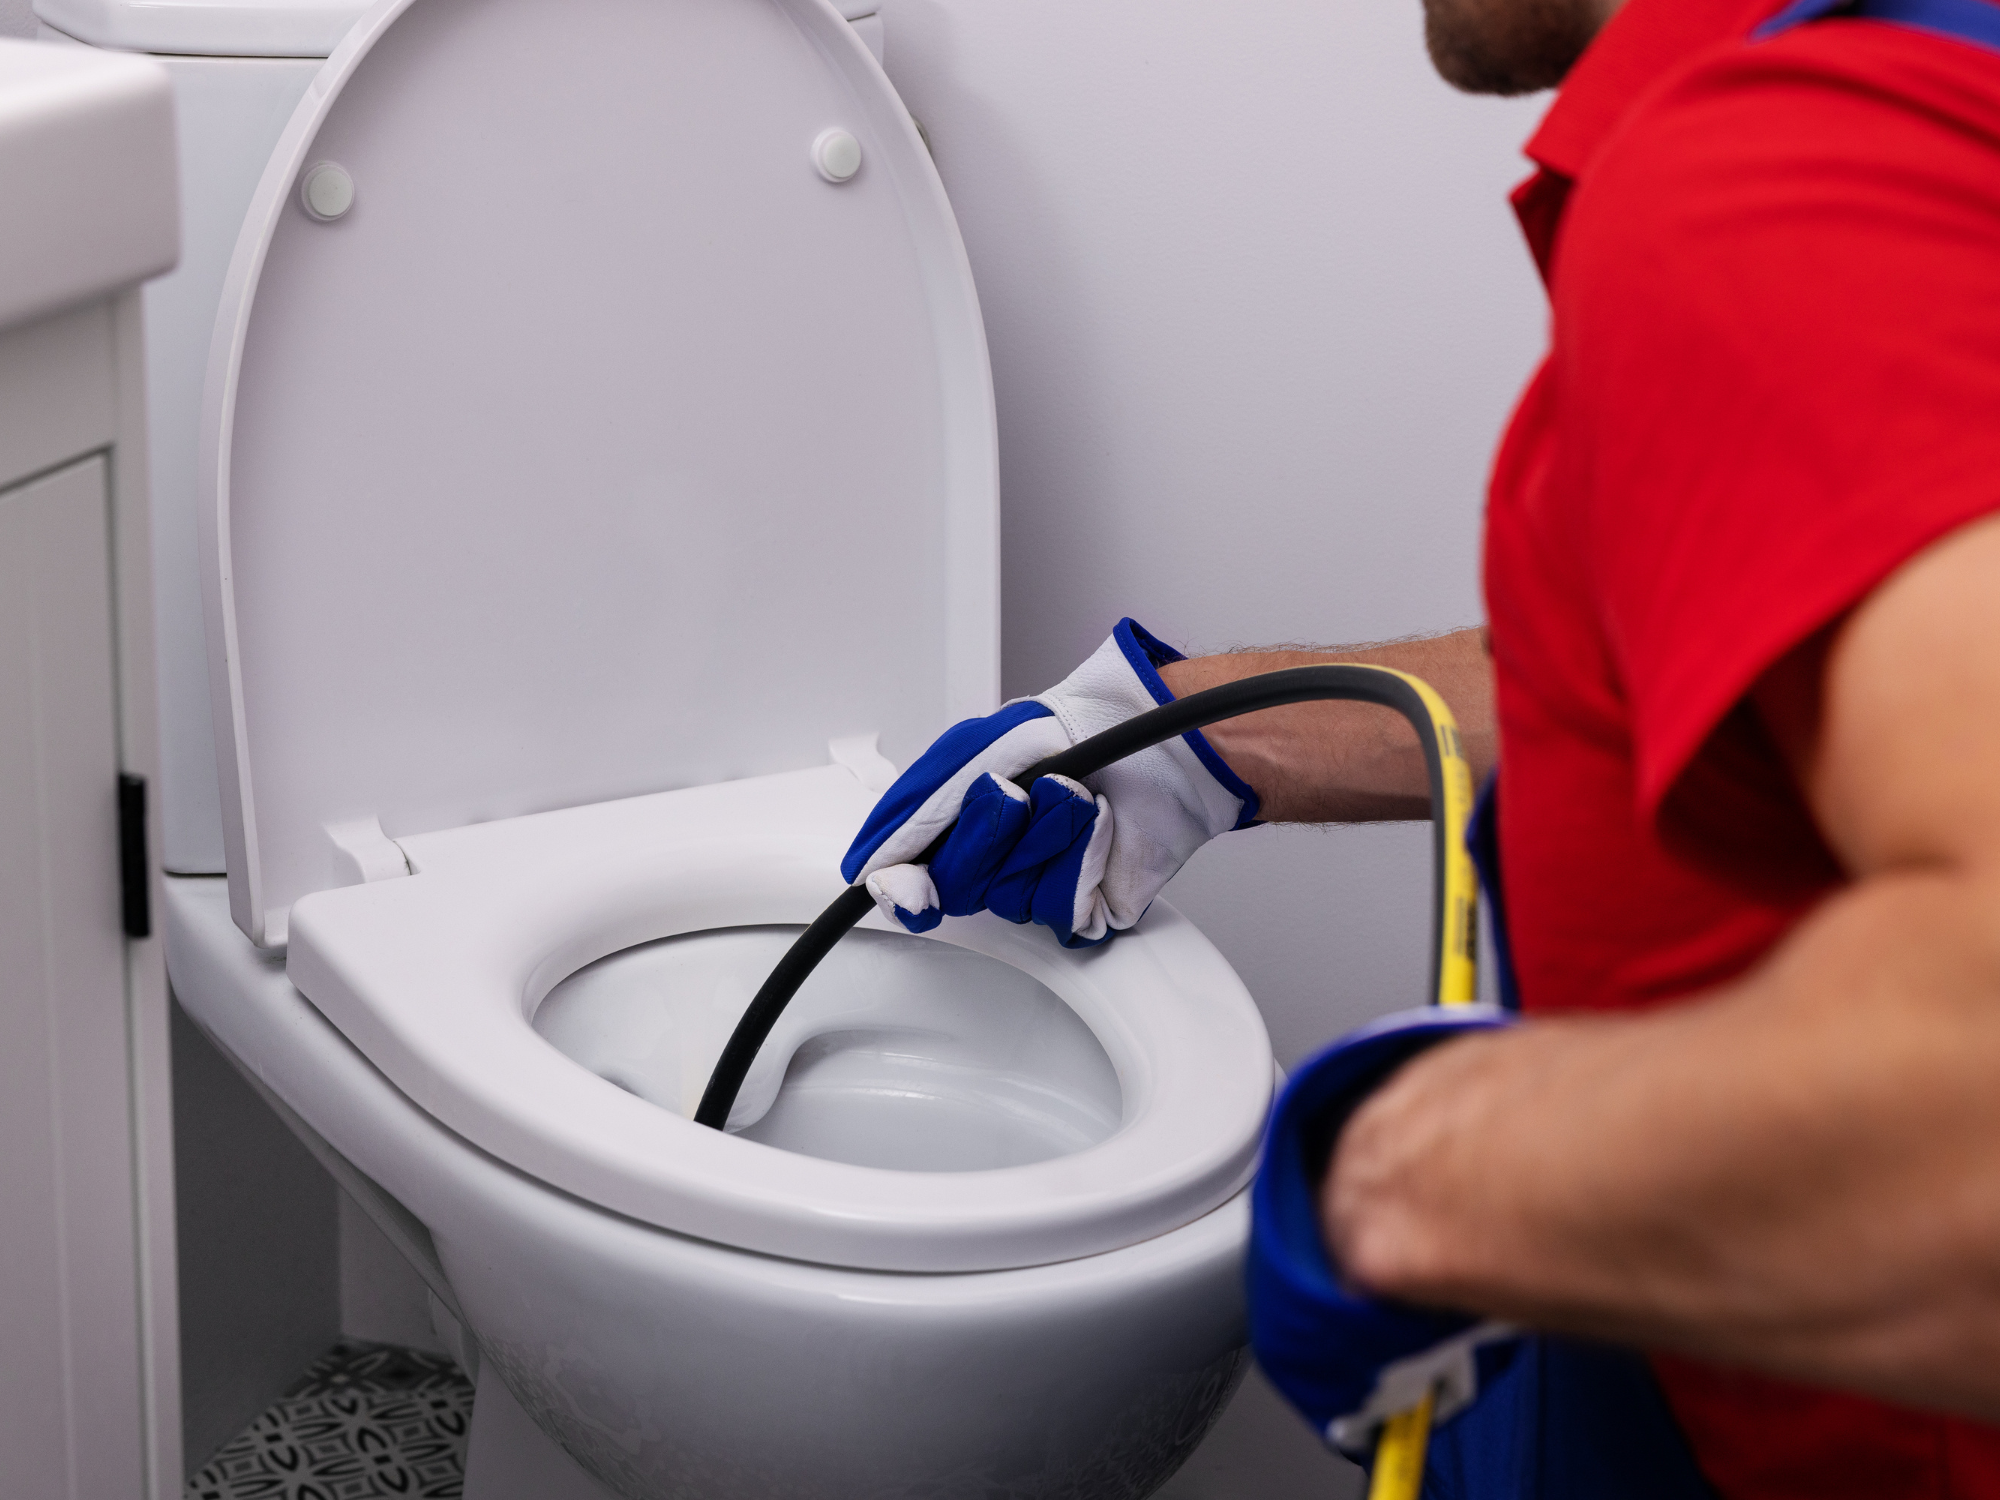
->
[841, 618, 1260, 947]
[1249, 1006, 1521, 1457]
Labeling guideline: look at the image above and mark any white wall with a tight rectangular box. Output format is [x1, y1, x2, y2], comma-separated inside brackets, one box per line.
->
[881, 5, 1549, 1493]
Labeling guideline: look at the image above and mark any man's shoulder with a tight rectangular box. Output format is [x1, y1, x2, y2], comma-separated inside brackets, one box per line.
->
[1570, 14, 2000, 244]
[1552, 11, 2000, 318]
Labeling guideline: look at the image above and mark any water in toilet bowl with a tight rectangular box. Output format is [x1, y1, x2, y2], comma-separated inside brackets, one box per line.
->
[532, 927, 1123, 1172]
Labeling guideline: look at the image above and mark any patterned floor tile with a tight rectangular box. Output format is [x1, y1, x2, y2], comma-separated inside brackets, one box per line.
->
[186, 1341, 475, 1500]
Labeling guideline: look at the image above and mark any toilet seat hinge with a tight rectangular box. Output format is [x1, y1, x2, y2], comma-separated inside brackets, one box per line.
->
[828, 734, 898, 794]
[325, 815, 413, 887]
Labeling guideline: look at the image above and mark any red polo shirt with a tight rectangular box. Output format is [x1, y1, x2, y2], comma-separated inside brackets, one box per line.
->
[1484, 0, 2000, 1489]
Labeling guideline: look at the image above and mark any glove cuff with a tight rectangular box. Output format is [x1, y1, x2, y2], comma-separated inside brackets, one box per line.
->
[1248, 1006, 1515, 1448]
[1047, 619, 1262, 828]
[1114, 619, 1262, 827]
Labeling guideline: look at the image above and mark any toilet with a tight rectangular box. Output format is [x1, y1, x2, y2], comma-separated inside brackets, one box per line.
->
[160, 0, 1279, 1493]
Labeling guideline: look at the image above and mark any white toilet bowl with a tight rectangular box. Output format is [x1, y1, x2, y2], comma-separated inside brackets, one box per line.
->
[284, 765, 1272, 1274]
[164, 773, 1270, 1498]
[172, 0, 1281, 1490]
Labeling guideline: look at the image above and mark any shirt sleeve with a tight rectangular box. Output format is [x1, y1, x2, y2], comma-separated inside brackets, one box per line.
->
[1550, 19, 2000, 833]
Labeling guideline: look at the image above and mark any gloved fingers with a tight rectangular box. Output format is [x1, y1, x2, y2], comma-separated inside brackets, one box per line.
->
[986, 776, 1103, 931]
[929, 774, 1032, 917]
[841, 707, 1072, 883]
[863, 863, 942, 933]
[1033, 786, 1115, 946]
[865, 774, 1109, 941]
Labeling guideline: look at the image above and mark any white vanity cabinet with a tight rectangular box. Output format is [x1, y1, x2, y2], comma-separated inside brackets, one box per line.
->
[0, 38, 181, 1500]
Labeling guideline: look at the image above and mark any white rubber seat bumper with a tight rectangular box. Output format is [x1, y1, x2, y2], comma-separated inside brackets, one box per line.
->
[285, 765, 1275, 1273]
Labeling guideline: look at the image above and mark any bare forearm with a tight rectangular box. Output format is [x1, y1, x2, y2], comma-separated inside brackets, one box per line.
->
[1326, 868, 2000, 1418]
[1156, 628, 1495, 822]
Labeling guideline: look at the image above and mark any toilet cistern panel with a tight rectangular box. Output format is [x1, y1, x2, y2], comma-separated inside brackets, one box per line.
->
[201, 0, 1000, 946]
[35, 0, 373, 56]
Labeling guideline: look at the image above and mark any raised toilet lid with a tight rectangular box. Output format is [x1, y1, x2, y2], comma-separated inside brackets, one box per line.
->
[202, 0, 998, 948]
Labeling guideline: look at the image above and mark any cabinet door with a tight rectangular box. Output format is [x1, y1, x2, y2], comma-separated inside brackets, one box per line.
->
[0, 454, 147, 1499]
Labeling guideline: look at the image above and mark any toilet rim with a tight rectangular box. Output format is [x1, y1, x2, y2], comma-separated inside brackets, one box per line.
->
[284, 765, 1277, 1274]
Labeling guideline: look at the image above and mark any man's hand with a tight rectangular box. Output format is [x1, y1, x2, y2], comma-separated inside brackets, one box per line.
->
[1324, 511, 2000, 1420]
[1248, 1007, 1521, 1454]
[842, 619, 1259, 945]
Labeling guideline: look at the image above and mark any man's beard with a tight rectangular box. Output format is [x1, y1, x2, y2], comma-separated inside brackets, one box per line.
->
[1422, 0, 1601, 94]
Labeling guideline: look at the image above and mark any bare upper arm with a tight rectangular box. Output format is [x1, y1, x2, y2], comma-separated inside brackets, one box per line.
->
[1753, 511, 2000, 881]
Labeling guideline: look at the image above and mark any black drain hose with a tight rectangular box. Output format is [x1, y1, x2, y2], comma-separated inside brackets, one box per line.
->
[694, 664, 1478, 1131]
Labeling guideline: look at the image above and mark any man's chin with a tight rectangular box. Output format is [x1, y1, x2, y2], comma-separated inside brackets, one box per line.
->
[1422, 0, 1598, 94]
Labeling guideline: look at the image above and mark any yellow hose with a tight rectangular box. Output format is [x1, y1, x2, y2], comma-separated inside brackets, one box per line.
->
[1359, 668, 1478, 1500]
[1378, 667, 1479, 1008]
[1368, 1389, 1438, 1500]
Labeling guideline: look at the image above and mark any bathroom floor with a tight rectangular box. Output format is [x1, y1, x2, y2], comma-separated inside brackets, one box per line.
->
[185, 1341, 474, 1500]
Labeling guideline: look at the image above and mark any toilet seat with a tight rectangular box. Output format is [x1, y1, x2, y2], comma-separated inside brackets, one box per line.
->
[286, 762, 1273, 1272]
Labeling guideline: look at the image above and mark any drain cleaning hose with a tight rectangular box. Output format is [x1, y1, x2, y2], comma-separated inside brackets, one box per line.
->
[698, 664, 1478, 1114]
[692, 663, 1480, 1500]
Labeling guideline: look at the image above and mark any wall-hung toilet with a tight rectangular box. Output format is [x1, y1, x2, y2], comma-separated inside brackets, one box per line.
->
[162, 0, 1278, 1494]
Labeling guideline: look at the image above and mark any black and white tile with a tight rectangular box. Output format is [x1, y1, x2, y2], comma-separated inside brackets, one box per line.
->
[187, 1341, 474, 1500]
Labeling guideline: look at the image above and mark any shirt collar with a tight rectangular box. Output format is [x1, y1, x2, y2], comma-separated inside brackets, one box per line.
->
[1526, 0, 1787, 180]
[1509, 0, 1786, 277]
